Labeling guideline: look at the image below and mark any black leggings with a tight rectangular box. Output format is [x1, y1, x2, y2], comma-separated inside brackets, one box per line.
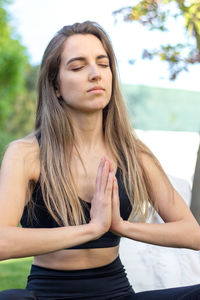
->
[0, 286, 200, 300]
[0, 257, 200, 299]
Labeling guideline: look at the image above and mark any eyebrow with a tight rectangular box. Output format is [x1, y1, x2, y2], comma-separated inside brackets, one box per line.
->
[66, 55, 109, 65]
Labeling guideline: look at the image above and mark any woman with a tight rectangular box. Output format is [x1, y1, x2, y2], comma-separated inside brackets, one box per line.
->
[0, 21, 200, 300]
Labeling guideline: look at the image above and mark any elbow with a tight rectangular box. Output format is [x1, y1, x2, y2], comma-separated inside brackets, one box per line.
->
[192, 243, 200, 252]
[191, 243, 200, 251]
[0, 244, 10, 261]
[0, 229, 12, 261]
[191, 227, 200, 251]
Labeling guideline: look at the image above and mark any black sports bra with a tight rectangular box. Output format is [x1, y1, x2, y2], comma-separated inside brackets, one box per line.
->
[20, 133, 132, 249]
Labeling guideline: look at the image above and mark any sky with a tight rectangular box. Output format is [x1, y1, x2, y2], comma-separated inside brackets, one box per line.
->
[8, 0, 200, 92]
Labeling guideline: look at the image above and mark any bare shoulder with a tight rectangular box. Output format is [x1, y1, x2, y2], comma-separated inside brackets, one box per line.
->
[138, 151, 159, 170]
[137, 150, 170, 189]
[6, 134, 39, 160]
[2, 134, 40, 182]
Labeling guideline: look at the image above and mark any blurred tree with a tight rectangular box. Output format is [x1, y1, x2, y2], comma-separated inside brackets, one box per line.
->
[0, 0, 29, 127]
[0, 0, 38, 161]
[113, 0, 200, 80]
[6, 64, 39, 136]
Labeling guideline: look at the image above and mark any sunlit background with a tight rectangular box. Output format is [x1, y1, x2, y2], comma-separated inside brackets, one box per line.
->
[2, 0, 199, 180]
[0, 0, 199, 180]
[8, 0, 200, 91]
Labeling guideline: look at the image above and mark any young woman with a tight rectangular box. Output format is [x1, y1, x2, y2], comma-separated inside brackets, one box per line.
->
[0, 21, 200, 300]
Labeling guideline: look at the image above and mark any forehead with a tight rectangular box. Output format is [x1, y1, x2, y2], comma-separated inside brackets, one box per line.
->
[61, 34, 108, 61]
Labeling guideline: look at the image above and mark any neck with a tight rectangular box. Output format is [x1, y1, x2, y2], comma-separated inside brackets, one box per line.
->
[71, 110, 105, 153]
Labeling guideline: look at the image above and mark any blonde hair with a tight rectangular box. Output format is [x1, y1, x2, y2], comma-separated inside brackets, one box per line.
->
[27, 21, 171, 226]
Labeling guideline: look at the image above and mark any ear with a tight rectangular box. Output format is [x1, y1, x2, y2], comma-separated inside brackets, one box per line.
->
[56, 89, 61, 98]
[55, 79, 61, 98]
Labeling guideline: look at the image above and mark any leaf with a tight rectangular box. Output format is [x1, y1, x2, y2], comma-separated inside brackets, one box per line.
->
[114, 0, 200, 80]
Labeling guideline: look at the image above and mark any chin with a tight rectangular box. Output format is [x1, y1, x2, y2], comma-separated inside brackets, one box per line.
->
[77, 98, 110, 113]
[94, 98, 110, 109]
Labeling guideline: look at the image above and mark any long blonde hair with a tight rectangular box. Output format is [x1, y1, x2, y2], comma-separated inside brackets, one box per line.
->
[27, 21, 171, 226]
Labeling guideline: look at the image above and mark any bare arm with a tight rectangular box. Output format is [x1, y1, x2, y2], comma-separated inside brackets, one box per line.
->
[0, 141, 114, 260]
[110, 153, 200, 250]
[0, 225, 99, 260]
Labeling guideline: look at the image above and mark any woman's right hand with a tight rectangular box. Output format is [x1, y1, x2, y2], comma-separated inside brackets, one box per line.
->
[89, 157, 115, 236]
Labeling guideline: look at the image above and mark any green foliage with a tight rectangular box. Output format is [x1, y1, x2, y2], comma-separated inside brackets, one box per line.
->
[0, 257, 32, 290]
[0, 0, 37, 162]
[0, 63, 38, 162]
[0, 0, 30, 129]
[0, 132, 14, 162]
[113, 0, 200, 80]
[5, 64, 38, 137]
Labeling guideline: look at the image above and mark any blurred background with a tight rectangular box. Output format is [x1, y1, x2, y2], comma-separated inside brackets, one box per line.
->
[0, 0, 200, 292]
[1, 0, 200, 161]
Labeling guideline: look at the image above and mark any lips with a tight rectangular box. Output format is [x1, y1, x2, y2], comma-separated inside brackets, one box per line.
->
[87, 86, 105, 92]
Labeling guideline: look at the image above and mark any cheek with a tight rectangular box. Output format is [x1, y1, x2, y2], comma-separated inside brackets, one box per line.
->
[107, 69, 112, 84]
[60, 77, 81, 99]
[58, 70, 74, 93]
[107, 73, 112, 95]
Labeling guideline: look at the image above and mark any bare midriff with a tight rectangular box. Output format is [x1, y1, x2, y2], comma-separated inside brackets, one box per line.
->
[33, 245, 119, 270]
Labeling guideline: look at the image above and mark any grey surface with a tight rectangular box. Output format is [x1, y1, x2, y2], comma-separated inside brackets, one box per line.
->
[191, 144, 200, 224]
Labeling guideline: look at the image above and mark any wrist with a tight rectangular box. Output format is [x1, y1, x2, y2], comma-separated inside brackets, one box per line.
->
[120, 220, 131, 237]
[111, 219, 128, 237]
[87, 221, 106, 240]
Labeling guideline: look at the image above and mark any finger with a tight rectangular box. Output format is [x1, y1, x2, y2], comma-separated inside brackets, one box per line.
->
[95, 157, 105, 192]
[113, 177, 119, 202]
[112, 178, 120, 211]
[101, 160, 112, 194]
[108, 160, 114, 173]
[105, 171, 115, 200]
[114, 177, 119, 191]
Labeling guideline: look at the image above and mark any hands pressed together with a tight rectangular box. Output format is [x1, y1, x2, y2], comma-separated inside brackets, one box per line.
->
[89, 156, 200, 251]
[90, 157, 125, 237]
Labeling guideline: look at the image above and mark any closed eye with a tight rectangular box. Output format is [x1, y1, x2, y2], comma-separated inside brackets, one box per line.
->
[100, 64, 109, 68]
[71, 66, 84, 71]
[71, 64, 110, 71]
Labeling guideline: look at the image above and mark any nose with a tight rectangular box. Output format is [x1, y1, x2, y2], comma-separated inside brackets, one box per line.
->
[88, 65, 101, 81]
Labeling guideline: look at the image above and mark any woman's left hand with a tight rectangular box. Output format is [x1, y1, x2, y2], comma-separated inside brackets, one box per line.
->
[110, 176, 125, 236]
